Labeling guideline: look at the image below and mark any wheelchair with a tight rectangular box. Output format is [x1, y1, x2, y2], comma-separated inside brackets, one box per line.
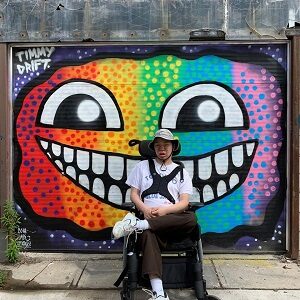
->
[114, 140, 220, 300]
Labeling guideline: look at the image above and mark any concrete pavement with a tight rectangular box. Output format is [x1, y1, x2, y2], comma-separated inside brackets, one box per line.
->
[0, 253, 299, 300]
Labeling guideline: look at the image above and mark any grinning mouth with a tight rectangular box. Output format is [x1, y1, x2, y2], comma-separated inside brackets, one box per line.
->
[36, 136, 258, 208]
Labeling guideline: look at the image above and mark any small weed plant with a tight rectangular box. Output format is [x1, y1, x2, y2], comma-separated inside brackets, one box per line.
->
[0, 270, 8, 288]
[1, 201, 21, 263]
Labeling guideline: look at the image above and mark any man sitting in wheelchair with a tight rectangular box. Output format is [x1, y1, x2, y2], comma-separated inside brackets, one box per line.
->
[113, 129, 197, 300]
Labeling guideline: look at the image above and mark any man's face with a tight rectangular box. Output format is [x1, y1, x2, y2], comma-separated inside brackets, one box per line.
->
[153, 138, 173, 161]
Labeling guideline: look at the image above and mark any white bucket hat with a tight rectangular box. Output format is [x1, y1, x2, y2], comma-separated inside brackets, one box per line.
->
[149, 129, 179, 151]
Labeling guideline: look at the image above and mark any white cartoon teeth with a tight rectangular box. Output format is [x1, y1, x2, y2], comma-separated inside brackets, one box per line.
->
[203, 185, 214, 202]
[198, 157, 212, 180]
[92, 153, 105, 175]
[229, 174, 239, 189]
[79, 174, 89, 189]
[217, 180, 227, 197]
[66, 166, 76, 179]
[108, 156, 124, 180]
[41, 140, 48, 150]
[93, 178, 104, 198]
[108, 185, 123, 205]
[125, 189, 131, 203]
[64, 146, 74, 163]
[52, 143, 61, 156]
[182, 160, 193, 179]
[37, 138, 257, 206]
[246, 142, 255, 156]
[190, 187, 201, 202]
[77, 150, 89, 170]
[55, 160, 63, 170]
[215, 150, 228, 175]
[126, 159, 138, 177]
[232, 145, 244, 167]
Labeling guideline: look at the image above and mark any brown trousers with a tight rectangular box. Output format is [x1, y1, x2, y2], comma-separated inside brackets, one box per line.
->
[138, 211, 197, 279]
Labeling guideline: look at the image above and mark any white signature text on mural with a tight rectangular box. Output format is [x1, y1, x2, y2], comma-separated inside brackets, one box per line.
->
[18, 227, 32, 249]
[15, 47, 55, 75]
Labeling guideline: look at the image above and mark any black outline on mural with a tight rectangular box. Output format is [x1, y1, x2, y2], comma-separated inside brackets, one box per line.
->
[13, 45, 287, 246]
[36, 78, 124, 131]
[159, 80, 250, 132]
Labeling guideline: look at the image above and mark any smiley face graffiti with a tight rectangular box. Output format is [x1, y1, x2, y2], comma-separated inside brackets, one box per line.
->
[13, 45, 286, 249]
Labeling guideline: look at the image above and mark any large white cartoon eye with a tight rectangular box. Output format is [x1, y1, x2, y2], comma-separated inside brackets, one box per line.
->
[38, 80, 123, 130]
[160, 82, 248, 131]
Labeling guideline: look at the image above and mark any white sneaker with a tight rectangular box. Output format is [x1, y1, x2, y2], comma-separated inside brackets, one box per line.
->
[112, 213, 138, 239]
[143, 289, 170, 300]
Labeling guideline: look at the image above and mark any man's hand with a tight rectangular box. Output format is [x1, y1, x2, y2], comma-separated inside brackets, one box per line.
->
[151, 206, 168, 217]
[142, 207, 168, 219]
[150, 194, 190, 217]
[142, 206, 155, 219]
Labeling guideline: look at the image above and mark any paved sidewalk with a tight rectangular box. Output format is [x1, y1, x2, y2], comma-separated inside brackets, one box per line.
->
[0, 253, 299, 300]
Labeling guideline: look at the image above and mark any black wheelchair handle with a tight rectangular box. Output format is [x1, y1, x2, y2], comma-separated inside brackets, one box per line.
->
[120, 202, 135, 212]
[188, 201, 204, 212]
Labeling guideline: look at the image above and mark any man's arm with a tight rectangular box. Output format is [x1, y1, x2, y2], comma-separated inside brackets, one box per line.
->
[130, 187, 155, 219]
[151, 193, 190, 217]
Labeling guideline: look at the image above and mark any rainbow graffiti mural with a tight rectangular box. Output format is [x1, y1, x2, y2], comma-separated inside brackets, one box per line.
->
[13, 44, 287, 252]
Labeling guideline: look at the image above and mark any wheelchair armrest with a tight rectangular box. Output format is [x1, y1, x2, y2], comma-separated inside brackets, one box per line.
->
[120, 202, 136, 213]
[119, 203, 144, 219]
[188, 202, 204, 212]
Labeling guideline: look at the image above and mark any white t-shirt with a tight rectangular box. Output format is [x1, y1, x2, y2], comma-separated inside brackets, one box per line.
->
[126, 159, 193, 208]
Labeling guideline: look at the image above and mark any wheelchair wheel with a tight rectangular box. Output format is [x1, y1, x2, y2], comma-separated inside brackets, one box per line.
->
[121, 277, 136, 300]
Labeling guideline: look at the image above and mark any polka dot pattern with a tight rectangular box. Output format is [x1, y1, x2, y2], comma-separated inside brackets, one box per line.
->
[231, 63, 283, 223]
[196, 57, 285, 234]
[14, 47, 286, 250]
